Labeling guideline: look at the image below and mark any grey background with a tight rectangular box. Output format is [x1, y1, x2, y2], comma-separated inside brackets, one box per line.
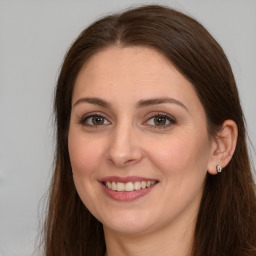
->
[0, 0, 255, 255]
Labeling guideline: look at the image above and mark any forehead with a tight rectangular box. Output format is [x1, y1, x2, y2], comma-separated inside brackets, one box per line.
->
[77, 46, 177, 84]
[73, 46, 201, 110]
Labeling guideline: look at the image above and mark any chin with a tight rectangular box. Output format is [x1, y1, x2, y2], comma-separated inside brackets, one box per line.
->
[100, 211, 157, 235]
[103, 222, 152, 235]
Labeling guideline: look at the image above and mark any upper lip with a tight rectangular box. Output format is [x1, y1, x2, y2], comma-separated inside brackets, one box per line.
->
[99, 176, 158, 183]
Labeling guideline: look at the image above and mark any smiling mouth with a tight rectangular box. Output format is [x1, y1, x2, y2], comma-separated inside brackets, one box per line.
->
[103, 180, 157, 192]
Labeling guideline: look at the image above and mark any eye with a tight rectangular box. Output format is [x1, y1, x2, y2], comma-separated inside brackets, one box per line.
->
[145, 114, 176, 127]
[80, 114, 111, 126]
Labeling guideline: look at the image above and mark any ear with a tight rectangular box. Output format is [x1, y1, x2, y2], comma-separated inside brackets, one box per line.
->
[207, 120, 238, 175]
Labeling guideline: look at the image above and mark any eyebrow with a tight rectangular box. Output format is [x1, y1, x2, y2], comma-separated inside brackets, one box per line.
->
[136, 97, 188, 111]
[73, 97, 111, 108]
[73, 97, 188, 112]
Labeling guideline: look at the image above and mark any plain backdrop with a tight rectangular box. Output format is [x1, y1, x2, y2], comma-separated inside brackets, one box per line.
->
[0, 0, 255, 255]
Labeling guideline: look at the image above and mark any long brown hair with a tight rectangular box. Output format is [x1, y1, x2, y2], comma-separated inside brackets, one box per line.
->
[43, 5, 256, 256]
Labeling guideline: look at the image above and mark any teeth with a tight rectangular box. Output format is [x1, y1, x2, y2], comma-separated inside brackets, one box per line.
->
[106, 181, 112, 189]
[111, 181, 117, 191]
[104, 180, 156, 192]
[125, 182, 134, 192]
[134, 181, 142, 190]
[116, 182, 125, 191]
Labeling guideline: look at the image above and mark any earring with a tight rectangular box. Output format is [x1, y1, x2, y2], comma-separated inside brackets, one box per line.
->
[216, 165, 222, 173]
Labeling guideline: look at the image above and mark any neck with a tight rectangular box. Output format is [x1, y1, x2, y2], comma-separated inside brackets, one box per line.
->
[104, 216, 195, 256]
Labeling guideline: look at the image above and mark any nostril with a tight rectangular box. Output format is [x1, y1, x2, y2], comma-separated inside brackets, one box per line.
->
[124, 159, 137, 165]
[106, 139, 143, 167]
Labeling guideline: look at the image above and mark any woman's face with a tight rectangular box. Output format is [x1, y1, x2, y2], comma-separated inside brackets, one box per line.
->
[68, 46, 215, 236]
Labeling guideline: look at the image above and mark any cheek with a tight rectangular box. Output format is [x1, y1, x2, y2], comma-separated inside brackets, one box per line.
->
[147, 130, 211, 216]
[148, 130, 211, 179]
[68, 131, 104, 173]
[68, 131, 106, 216]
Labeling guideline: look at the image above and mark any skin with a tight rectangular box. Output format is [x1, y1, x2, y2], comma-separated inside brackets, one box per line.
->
[68, 46, 233, 256]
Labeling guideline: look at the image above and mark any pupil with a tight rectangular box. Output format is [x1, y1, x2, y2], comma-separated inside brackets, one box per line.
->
[154, 116, 166, 125]
[93, 116, 104, 125]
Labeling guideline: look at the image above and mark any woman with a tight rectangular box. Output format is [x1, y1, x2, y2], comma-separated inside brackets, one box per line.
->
[43, 5, 256, 256]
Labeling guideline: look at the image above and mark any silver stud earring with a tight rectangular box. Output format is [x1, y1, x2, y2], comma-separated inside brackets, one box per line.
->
[216, 165, 222, 173]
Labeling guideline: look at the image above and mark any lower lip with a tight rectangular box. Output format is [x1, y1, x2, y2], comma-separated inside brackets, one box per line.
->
[100, 182, 157, 201]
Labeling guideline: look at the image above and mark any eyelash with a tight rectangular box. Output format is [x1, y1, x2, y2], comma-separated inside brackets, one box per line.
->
[79, 112, 176, 128]
[144, 113, 176, 128]
[79, 112, 111, 127]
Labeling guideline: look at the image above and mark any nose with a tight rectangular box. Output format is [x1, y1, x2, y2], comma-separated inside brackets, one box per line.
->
[107, 123, 143, 168]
